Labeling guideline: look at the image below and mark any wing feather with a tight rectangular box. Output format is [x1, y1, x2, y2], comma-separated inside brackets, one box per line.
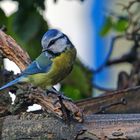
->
[22, 53, 52, 75]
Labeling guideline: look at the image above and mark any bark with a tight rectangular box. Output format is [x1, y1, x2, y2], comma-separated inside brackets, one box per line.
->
[0, 30, 31, 70]
[1, 113, 140, 140]
[76, 86, 140, 115]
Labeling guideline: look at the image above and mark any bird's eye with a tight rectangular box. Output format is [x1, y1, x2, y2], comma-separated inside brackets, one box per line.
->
[48, 40, 55, 48]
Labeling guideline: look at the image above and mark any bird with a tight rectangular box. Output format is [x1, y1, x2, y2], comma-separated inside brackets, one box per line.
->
[0, 29, 77, 96]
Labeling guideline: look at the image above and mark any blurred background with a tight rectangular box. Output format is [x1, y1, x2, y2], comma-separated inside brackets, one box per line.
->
[0, 0, 135, 105]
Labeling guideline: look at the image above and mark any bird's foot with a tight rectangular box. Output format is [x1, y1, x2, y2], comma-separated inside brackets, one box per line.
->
[46, 88, 72, 102]
[58, 93, 72, 102]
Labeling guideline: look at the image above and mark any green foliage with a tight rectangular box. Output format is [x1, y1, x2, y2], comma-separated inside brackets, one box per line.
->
[0, 8, 7, 26]
[100, 16, 113, 36]
[15, 0, 45, 10]
[113, 18, 128, 32]
[61, 59, 93, 100]
[100, 16, 129, 36]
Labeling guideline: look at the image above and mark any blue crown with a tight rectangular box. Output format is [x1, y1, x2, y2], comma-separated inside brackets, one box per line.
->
[43, 29, 59, 40]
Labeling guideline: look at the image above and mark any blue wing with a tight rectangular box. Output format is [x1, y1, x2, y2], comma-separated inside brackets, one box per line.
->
[22, 61, 51, 75]
[22, 52, 52, 75]
[0, 52, 52, 91]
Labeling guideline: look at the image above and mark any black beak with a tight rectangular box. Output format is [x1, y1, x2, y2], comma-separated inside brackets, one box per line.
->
[42, 47, 50, 52]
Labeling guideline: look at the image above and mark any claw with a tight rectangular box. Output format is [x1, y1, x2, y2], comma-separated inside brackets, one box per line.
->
[46, 87, 72, 101]
[58, 93, 72, 102]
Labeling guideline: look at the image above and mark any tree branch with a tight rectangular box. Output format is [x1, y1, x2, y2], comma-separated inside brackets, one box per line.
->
[0, 30, 31, 70]
[76, 86, 140, 115]
[1, 113, 140, 139]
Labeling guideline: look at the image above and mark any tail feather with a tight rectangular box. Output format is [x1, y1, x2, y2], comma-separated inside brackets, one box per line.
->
[0, 77, 23, 91]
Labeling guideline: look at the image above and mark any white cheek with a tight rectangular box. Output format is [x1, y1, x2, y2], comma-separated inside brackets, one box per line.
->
[50, 44, 56, 52]
[51, 44, 65, 53]
[51, 39, 67, 53]
[57, 37, 67, 45]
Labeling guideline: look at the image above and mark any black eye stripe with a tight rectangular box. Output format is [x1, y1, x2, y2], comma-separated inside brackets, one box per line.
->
[48, 40, 55, 48]
[48, 35, 65, 48]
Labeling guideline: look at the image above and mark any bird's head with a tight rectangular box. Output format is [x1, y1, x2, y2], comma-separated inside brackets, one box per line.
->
[41, 29, 74, 55]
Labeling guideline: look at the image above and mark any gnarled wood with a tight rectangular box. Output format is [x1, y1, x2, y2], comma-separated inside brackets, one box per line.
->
[1, 113, 140, 140]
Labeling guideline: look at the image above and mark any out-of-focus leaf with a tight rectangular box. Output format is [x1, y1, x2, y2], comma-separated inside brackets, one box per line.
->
[7, 13, 21, 42]
[61, 59, 93, 100]
[25, 15, 48, 60]
[0, 8, 7, 27]
[7, 7, 48, 60]
[13, 11, 41, 43]
[113, 18, 128, 32]
[12, 0, 45, 10]
[33, 0, 45, 10]
[100, 16, 113, 36]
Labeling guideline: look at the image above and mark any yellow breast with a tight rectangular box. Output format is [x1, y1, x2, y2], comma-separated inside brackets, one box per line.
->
[28, 48, 76, 89]
[48, 47, 76, 81]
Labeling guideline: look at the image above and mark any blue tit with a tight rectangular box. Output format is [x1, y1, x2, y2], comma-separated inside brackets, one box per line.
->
[0, 29, 77, 92]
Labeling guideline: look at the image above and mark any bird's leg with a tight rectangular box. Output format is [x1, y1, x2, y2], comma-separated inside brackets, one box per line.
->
[46, 87, 72, 101]
[46, 87, 72, 123]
